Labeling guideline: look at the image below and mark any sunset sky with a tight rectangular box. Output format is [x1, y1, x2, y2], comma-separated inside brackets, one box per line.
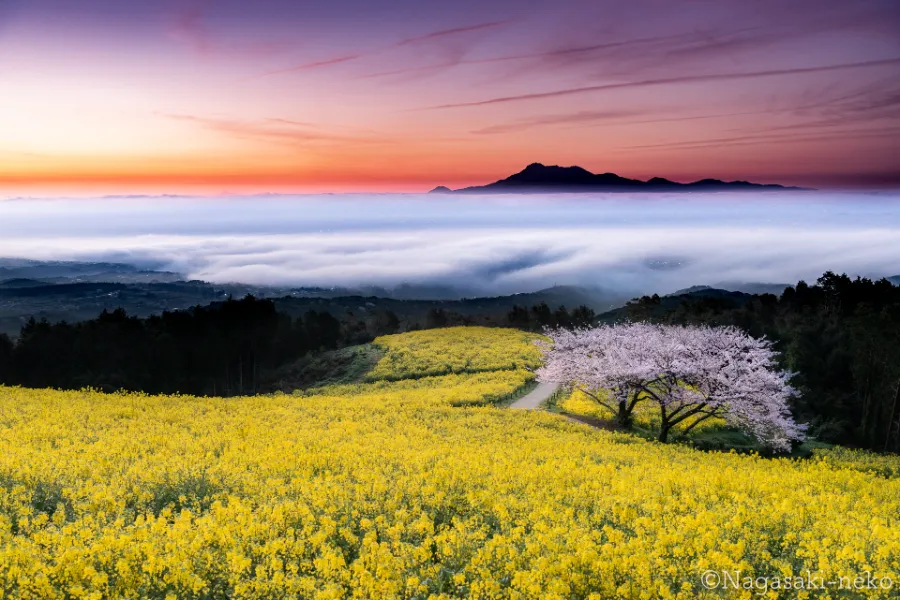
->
[1, 0, 898, 195]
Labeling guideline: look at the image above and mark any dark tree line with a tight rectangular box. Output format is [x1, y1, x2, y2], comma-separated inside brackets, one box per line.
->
[0, 297, 400, 396]
[0, 295, 598, 397]
[626, 272, 900, 452]
[413, 303, 596, 331]
[506, 303, 597, 331]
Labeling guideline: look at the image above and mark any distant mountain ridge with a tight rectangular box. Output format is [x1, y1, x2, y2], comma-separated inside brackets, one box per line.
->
[669, 282, 792, 296]
[0, 258, 182, 284]
[0, 258, 631, 337]
[431, 163, 811, 193]
[3, 258, 893, 338]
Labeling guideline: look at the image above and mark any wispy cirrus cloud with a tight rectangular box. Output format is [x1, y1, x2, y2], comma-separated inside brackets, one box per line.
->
[475, 77, 900, 136]
[168, 2, 294, 59]
[255, 19, 513, 80]
[393, 20, 512, 46]
[471, 109, 645, 134]
[359, 4, 897, 84]
[422, 57, 900, 110]
[356, 30, 705, 80]
[478, 108, 789, 137]
[258, 55, 364, 77]
[620, 126, 900, 153]
[162, 113, 388, 146]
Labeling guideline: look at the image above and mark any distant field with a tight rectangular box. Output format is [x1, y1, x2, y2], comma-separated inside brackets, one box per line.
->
[0, 327, 898, 599]
[365, 327, 543, 381]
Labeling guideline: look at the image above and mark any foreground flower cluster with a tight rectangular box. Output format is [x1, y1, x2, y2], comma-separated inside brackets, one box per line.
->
[0, 327, 897, 599]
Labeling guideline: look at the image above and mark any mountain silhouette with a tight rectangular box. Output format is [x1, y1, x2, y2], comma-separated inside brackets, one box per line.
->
[430, 163, 811, 193]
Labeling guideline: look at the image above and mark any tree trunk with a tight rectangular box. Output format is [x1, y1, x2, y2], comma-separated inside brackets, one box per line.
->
[658, 423, 670, 443]
[616, 400, 632, 429]
[885, 379, 900, 452]
[859, 357, 873, 443]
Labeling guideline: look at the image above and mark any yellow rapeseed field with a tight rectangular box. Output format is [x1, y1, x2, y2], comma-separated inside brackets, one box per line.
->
[559, 388, 728, 435]
[364, 327, 542, 381]
[0, 327, 898, 599]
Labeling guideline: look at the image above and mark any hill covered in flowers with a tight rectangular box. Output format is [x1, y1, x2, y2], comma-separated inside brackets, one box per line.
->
[0, 327, 897, 599]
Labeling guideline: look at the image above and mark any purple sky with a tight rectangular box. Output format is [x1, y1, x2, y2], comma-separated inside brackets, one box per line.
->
[0, 0, 898, 193]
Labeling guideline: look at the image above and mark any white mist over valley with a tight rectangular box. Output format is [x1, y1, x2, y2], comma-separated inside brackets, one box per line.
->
[2, 192, 899, 296]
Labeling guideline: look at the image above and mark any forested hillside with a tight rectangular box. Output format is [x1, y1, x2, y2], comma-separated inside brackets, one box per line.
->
[2, 270, 898, 453]
[621, 272, 900, 452]
[0, 296, 594, 396]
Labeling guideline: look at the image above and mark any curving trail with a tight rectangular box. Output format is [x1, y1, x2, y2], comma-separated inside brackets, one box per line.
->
[509, 382, 558, 409]
[509, 383, 613, 430]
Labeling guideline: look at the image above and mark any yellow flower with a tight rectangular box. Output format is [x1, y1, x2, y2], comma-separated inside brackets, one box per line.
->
[0, 327, 896, 599]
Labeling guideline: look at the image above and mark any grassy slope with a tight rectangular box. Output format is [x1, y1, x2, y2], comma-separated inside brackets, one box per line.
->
[267, 344, 385, 391]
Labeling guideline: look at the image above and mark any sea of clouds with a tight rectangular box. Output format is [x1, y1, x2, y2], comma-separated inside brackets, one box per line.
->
[1, 192, 899, 296]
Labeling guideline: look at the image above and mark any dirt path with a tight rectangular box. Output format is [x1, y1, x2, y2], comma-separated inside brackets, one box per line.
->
[510, 382, 558, 409]
[509, 384, 614, 431]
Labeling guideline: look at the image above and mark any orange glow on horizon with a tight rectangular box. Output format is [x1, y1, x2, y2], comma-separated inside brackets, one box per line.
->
[1, 0, 898, 196]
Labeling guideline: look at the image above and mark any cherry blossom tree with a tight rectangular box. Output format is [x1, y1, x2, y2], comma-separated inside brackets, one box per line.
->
[535, 323, 658, 427]
[536, 323, 807, 452]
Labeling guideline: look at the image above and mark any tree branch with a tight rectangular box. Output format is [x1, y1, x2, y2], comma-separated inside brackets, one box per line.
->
[679, 409, 721, 436]
[574, 385, 618, 415]
[637, 383, 663, 404]
[668, 403, 710, 427]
